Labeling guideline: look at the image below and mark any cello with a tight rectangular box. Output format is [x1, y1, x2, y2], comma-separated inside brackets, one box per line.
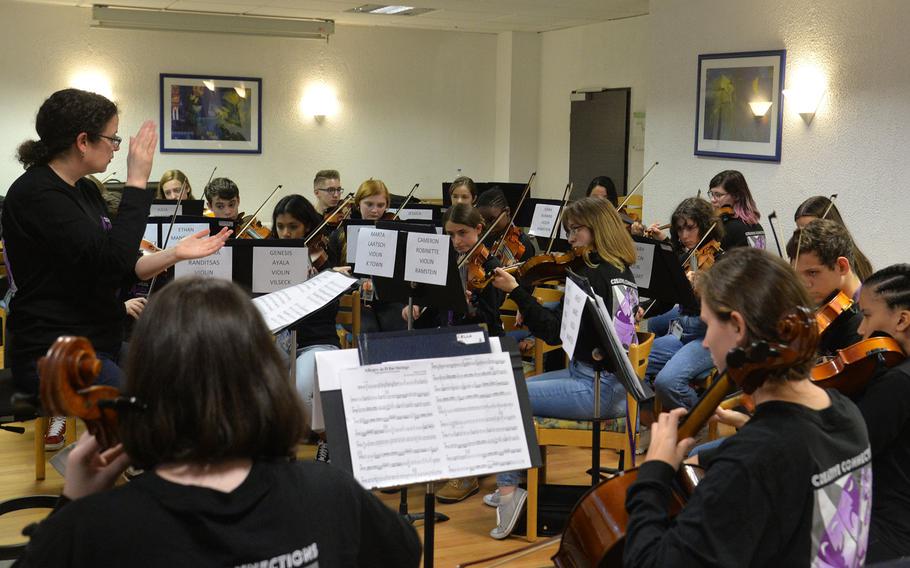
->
[551, 307, 818, 567]
[39, 336, 145, 449]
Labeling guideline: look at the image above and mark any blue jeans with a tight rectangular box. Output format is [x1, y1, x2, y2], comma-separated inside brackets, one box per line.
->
[645, 305, 681, 337]
[497, 360, 627, 487]
[295, 344, 338, 431]
[648, 316, 713, 410]
[12, 350, 123, 396]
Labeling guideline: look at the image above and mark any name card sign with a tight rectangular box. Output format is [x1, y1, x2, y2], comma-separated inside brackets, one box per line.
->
[346, 225, 364, 262]
[150, 203, 182, 217]
[143, 224, 159, 248]
[528, 203, 560, 237]
[403, 233, 450, 286]
[251, 246, 311, 294]
[174, 247, 233, 281]
[630, 241, 655, 289]
[354, 228, 398, 278]
[165, 223, 211, 250]
[393, 208, 434, 221]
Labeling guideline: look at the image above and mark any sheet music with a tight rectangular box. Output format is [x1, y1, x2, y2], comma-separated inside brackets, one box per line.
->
[560, 277, 586, 359]
[313, 348, 360, 431]
[340, 352, 530, 489]
[252, 270, 357, 333]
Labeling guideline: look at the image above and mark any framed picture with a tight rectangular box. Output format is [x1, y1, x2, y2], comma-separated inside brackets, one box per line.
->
[160, 74, 262, 154]
[694, 50, 785, 162]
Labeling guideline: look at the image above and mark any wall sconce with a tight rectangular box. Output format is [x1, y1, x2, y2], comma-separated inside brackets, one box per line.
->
[748, 101, 773, 118]
[783, 66, 827, 125]
[70, 69, 114, 100]
[300, 83, 339, 122]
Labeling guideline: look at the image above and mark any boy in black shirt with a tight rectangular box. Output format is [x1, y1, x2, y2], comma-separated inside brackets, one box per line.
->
[204, 176, 242, 221]
[625, 248, 871, 566]
[787, 218, 865, 355]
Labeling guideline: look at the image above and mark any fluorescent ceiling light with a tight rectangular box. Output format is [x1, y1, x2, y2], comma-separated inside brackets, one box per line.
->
[92, 5, 334, 40]
[370, 6, 414, 14]
[348, 4, 435, 16]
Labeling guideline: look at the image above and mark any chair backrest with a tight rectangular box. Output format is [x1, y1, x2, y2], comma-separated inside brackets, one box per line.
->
[532, 286, 563, 305]
[499, 297, 520, 332]
[628, 331, 655, 380]
[336, 290, 361, 347]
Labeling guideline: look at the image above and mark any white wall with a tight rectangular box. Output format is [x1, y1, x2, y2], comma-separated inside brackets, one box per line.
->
[644, 0, 910, 268]
[536, 16, 650, 198]
[0, 1, 498, 208]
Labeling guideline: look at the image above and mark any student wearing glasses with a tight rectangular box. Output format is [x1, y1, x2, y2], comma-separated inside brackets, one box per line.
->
[707, 170, 766, 251]
[2, 89, 230, 449]
[312, 169, 342, 215]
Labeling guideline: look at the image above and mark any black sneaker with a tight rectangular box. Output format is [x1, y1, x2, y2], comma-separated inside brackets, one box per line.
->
[315, 440, 330, 463]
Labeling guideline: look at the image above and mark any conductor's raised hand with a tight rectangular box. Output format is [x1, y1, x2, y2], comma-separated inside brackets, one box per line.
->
[126, 120, 158, 190]
[644, 408, 695, 470]
[174, 227, 231, 261]
[490, 267, 519, 293]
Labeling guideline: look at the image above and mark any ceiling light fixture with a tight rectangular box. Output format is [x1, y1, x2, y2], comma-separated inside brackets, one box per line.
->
[92, 5, 334, 39]
[347, 4, 435, 16]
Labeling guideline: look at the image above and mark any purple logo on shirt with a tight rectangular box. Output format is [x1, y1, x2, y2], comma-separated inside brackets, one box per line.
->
[100, 215, 112, 232]
[811, 450, 871, 567]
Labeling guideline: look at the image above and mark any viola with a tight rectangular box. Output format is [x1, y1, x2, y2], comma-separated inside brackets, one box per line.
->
[550, 307, 818, 567]
[811, 336, 906, 397]
[816, 290, 854, 336]
[39, 336, 145, 449]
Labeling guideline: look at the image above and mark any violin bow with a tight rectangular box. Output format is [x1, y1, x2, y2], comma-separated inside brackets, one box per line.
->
[490, 171, 536, 259]
[545, 182, 572, 255]
[201, 166, 218, 197]
[237, 184, 283, 237]
[100, 171, 117, 184]
[820, 193, 839, 220]
[390, 183, 420, 221]
[304, 192, 355, 246]
[146, 177, 188, 295]
[457, 211, 507, 269]
[767, 211, 783, 257]
[617, 161, 659, 211]
[680, 222, 718, 268]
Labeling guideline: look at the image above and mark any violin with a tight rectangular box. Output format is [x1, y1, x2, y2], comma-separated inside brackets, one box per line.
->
[816, 290, 854, 336]
[811, 336, 905, 397]
[39, 336, 145, 449]
[236, 214, 271, 239]
[492, 225, 526, 265]
[322, 200, 354, 230]
[686, 239, 723, 274]
[715, 204, 735, 221]
[550, 307, 818, 567]
[471, 246, 596, 290]
[463, 244, 492, 293]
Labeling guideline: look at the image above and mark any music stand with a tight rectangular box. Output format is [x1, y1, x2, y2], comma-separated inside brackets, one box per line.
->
[320, 335, 540, 568]
[631, 235, 697, 307]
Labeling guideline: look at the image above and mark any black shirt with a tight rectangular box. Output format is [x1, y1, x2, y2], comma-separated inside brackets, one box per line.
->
[624, 390, 871, 567]
[721, 216, 766, 251]
[818, 304, 863, 357]
[2, 165, 152, 367]
[293, 299, 342, 349]
[416, 254, 505, 336]
[17, 460, 421, 567]
[856, 357, 910, 561]
[508, 256, 638, 366]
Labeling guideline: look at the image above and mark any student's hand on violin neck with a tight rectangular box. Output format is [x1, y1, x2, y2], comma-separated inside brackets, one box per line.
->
[126, 120, 157, 189]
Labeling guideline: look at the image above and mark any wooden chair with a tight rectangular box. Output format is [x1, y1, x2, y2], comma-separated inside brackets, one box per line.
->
[524, 331, 655, 541]
[335, 290, 361, 348]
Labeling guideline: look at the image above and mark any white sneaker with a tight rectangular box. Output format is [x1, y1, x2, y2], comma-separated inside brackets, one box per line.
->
[483, 489, 501, 508]
[489, 488, 527, 540]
